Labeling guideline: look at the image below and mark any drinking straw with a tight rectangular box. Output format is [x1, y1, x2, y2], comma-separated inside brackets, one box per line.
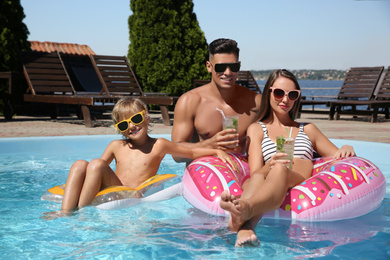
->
[216, 108, 226, 119]
[286, 127, 293, 139]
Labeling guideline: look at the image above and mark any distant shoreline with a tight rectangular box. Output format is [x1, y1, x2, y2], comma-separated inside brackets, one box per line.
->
[251, 69, 347, 81]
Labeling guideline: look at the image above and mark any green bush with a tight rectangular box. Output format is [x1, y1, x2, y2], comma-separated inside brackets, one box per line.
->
[128, 0, 210, 97]
[0, 0, 30, 115]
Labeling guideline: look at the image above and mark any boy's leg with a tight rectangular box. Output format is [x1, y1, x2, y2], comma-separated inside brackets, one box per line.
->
[78, 158, 122, 208]
[61, 160, 89, 211]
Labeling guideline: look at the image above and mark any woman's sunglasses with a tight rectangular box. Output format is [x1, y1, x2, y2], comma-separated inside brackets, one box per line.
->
[115, 110, 145, 132]
[270, 87, 301, 101]
[211, 62, 241, 73]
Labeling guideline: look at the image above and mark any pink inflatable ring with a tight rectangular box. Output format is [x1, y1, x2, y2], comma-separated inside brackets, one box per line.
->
[182, 154, 386, 221]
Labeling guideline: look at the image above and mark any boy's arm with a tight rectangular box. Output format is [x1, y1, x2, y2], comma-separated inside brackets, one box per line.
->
[160, 138, 222, 159]
[99, 140, 117, 165]
[159, 138, 238, 171]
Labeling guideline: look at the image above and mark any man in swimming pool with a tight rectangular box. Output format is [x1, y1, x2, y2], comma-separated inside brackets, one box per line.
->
[171, 38, 261, 164]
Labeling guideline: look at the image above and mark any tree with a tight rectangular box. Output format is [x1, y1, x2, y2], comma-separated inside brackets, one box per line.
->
[128, 0, 209, 96]
[0, 0, 30, 116]
[0, 0, 30, 73]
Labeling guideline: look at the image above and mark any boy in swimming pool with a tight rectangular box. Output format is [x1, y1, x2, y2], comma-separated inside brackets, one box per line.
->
[44, 97, 236, 219]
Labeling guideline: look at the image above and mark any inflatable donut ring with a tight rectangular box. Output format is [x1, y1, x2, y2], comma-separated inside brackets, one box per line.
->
[182, 155, 386, 221]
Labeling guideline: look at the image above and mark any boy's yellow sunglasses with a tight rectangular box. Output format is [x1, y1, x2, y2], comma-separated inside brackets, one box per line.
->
[115, 110, 145, 132]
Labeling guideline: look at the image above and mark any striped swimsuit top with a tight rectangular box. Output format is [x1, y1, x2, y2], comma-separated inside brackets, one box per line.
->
[259, 122, 314, 162]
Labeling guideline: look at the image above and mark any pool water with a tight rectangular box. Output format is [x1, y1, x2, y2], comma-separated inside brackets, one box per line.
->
[0, 135, 389, 259]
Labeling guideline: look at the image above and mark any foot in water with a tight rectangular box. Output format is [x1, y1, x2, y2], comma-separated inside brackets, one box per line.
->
[235, 231, 260, 247]
[41, 210, 75, 220]
[235, 219, 260, 247]
[220, 190, 251, 232]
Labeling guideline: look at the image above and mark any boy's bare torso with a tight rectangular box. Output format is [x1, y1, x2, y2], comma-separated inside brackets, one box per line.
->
[108, 138, 164, 188]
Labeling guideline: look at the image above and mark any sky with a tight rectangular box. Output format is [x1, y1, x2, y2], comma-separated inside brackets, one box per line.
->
[20, 0, 390, 70]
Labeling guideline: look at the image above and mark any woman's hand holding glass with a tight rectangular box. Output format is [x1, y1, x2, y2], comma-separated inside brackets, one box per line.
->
[267, 152, 292, 169]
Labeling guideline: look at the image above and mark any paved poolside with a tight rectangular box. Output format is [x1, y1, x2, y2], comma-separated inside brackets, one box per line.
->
[0, 113, 389, 143]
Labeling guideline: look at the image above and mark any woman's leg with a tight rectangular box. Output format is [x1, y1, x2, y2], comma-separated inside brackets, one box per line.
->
[240, 164, 290, 216]
[220, 172, 265, 232]
[223, 164, 290, 232]
[77, 158, 122, 208]
[61, 160, 89, 212]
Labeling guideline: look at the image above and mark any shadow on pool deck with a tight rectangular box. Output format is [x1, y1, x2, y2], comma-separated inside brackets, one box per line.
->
[0, 113, 389, 143]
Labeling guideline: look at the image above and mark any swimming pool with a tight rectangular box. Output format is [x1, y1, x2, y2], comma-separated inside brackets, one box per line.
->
[0, 135, 388, 259]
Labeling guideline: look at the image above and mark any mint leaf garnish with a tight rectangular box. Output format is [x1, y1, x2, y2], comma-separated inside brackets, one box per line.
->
[276, 136, 285, 153]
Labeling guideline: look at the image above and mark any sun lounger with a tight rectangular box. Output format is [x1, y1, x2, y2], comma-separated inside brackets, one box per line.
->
[21, 51, 174, 127]
[299, 66, 384, 119]
[192, 71, 262, 93]
[21, 51, 121, 127]
[328, 66, 390, 122]
[60, 53, 103, 93]
[236, 71, 262, 93]
[89, 55, 175, 125]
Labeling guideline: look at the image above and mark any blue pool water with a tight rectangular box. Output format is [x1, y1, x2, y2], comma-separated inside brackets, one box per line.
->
[0, 135, 389, 259]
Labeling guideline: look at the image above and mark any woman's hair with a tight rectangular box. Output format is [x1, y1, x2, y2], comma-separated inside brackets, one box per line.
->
[255, 69, 301, 122]
[112, 97, 148, 126]
[208, 38, 240, 60]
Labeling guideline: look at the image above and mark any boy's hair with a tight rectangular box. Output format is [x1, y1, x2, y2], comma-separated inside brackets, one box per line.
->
[208, 38, 240, 60]
[256, 69, 301, 122]
[112, 97, 148, 126]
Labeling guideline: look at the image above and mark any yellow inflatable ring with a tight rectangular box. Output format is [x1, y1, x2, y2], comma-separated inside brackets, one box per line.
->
[42, 174, 183, 210]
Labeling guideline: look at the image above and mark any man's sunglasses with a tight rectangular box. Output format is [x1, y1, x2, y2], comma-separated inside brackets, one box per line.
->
[270, 87, 301, 101]
[211, 62, 241, 73]
[115, 110, 145, 132]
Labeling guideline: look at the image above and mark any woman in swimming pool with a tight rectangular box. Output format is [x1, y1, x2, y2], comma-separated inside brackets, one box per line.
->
[220, 69, 355, 247]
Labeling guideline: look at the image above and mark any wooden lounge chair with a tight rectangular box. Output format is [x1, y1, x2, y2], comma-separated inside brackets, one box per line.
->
[21, 51, 123, 127]
[21, 51, 174, 127]
[299, 67, 384, 118]
[89, 55, 175, 125]
[60, 53, 104, 93]
[192, 70, 262, 93]
[328, 66, 390, 122]
[236, 71, 262, 93]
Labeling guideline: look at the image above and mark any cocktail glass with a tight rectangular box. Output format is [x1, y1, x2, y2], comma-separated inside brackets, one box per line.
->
[276, 137, 295, 169]
[222, 115, 239, 148]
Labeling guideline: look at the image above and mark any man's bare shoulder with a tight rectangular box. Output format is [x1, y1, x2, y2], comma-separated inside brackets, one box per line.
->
[176, 85, 210, 105]
[236, 84, 261, 98]
[233, 85, 262, 110]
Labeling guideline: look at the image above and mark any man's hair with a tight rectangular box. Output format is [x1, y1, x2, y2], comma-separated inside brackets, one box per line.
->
[208, 38, 239, 60]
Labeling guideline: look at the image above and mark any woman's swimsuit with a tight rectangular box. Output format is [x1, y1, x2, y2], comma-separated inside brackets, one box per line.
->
[260, 122, 314, 162]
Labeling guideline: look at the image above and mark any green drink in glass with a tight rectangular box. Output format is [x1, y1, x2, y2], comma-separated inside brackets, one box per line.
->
[276, 136, 295, 170]
[222, 115, 239, 148]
